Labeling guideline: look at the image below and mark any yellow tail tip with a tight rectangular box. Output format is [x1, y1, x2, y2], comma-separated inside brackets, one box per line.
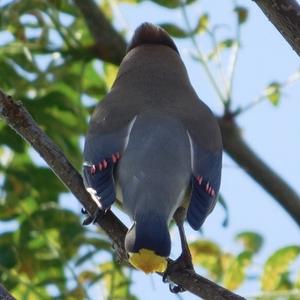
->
[129, 249, 167, 274]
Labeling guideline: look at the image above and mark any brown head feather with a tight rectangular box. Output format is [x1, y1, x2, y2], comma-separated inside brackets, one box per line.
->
[127, 22, 179, 54]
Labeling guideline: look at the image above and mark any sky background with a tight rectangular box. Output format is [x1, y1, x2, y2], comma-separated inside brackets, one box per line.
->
[1, 0, 299, 299]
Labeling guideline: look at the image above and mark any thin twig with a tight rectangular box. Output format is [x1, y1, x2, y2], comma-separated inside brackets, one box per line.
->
[180, 1, 226, 104]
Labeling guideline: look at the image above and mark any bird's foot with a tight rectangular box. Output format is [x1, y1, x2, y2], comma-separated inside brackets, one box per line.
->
[162, 253, 194, 293]
[81, 207, 107, 225]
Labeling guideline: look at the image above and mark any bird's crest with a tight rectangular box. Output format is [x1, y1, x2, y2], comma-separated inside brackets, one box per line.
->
[127, 22, 179, 54]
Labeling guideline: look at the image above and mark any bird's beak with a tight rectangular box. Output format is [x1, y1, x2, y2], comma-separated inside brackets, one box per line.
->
[129, 248, 167, 274]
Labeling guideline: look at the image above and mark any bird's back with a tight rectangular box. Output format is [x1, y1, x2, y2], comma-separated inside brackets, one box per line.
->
[117, 111, 192, 222]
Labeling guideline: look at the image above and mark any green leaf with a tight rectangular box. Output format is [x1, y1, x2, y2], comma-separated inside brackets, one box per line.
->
[234, 6, 248, 25]
[235, 231, 263, 253]
[0, 232, 18, 269]
[220, 39, 235, 48]
[0, 58, 29, 92]
[261, 245, 300, 291]
[104, 63, 118, 90]
[150, 0, 197, 9]
[217, 194, 229, 227]
[3, 159, 66, 209]
[159, 23, 188, 38]
[0, 125, 26, 153]
[265, 82, 281, 106]
[208, 39, 236, 60]
[295, 270, 300, 289]
[78, 270, 99, 284]
[100, 262, 135, 299]
[189, 240, 223, 280]
[195, 14, 209, 34]
[82, 61, 107, 97]
[223, 251, 253, 290]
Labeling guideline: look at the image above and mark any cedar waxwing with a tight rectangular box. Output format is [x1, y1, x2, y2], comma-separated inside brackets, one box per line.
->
[83, 23, 222, 278]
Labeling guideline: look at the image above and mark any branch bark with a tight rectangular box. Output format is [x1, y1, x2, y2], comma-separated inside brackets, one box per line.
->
[0, 90, 245, 299]
[73, 0, 126, 64]
[219, 116, 300, 226]
[252, 0, 300, 56]
[0, 283, 16, 300]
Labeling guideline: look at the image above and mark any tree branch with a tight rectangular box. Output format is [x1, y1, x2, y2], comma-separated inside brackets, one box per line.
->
[252, 0, 300, 56]
[73, 0, 126, 65]
[0, 90, 245, 299]
[0, 283, 16, 300]
[0, 91, 128, 261]
[219, 115, 300, 227]
[72, 0, 300, 227]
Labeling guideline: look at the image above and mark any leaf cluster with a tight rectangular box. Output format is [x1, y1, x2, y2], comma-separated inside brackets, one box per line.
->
[0, 1, 129, 299]
[190, 232, 300, 296]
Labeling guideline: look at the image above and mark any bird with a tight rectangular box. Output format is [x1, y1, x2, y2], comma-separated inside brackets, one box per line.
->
[82, 22, 222, 283]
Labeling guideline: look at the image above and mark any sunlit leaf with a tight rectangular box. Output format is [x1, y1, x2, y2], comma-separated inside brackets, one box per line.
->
[295, 270, 300, 289]
[78, 271, 99, 284]
[11, 280, 49, 300]
[195, 14, 209, 34]
[100, 262, 135, 299]
[104, 63, 118, 90]
[159, 23, 188, 38]
[150, 0, 197, 9]
[189, 240, 223, 280]
[100, 0, 113, 20]
[235, 231, 263, 253]
[261, 246, 300, 291]
[65, 286, 86, 299]
[117, 0, 142, 3]
[265, 81, 281, 106]
[223, 251, 252, 290]
[208, 39, 236, 60]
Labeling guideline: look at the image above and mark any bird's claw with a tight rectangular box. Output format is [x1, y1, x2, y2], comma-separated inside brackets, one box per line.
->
[162, 274, 185, 294]
[81, 208, 88, 215]
[162, 254, 194, 294]
[169, 283, 185, 294]
[81, 207, 105, 225]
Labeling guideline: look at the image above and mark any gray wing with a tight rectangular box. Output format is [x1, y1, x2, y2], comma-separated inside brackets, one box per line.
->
[83, 92, 137, 210]
[186, 133, 222, 230]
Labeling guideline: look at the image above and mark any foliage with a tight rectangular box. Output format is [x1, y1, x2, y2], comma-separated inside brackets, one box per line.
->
[190, 233, 300, 293]
[0, 0, 299, 299]
[0, 0, 114, 298]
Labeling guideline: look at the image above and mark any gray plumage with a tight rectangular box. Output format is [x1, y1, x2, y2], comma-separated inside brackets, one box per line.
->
[83, 23, 222, 257]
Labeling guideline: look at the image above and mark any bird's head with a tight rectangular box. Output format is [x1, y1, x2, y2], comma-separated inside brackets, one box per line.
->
[126, 22, 179, 55]
[125, 215, 170, 274]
